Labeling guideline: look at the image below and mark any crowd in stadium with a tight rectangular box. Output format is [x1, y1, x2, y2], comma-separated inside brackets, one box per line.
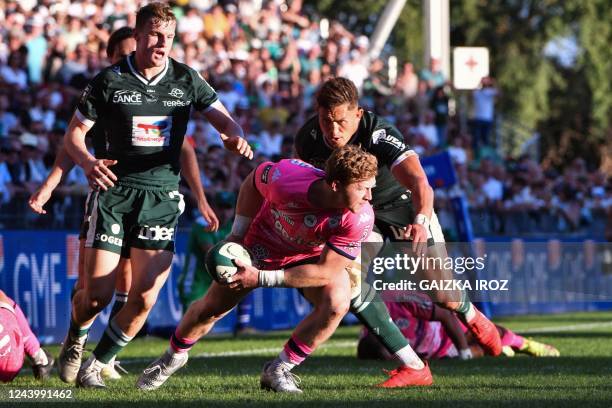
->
[0, 0, 609, 233]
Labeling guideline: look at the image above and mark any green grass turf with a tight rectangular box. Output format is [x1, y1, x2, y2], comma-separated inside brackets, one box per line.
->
[3, 311, 612, 408]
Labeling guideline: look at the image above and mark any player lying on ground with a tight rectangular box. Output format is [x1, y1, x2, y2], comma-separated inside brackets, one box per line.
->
[27, 26, 219, 382]
[294, 77, 502, 386]
[0, 290, 54, 382]
[137, 146, 393, 393]
[357, 293, 560, 361]
[58, 3, 251, 389]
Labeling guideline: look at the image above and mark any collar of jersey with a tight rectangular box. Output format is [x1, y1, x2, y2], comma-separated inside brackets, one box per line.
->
[127, 53, 169, 86]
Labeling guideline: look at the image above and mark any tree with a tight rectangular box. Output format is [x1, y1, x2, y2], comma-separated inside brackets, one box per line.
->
[307, 0, 612, 168]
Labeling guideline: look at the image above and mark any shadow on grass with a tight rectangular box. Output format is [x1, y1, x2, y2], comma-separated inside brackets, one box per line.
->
[8, 355, 612, 408]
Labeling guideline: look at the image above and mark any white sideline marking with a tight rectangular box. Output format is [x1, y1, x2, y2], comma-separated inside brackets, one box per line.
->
[120, 340, 357, 366]
[120, 320, 612, 366]
[516, 320, 612, 334]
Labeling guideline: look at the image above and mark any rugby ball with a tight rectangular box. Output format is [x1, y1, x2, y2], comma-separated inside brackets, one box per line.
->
[205, 241, 253, 283]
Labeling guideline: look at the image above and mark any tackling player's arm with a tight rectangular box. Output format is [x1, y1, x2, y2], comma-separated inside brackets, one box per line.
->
[360, 117, 434, 254]
[64, 113, 117, 191]
[179, 139, 219, 231]
[391, 153, 434, 254]
[371, 121, 434, 253]
[28, 147, 75, 214]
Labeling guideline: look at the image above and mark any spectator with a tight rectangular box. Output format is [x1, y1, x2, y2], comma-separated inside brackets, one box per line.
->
[203, 4, 230, 41]
[420, 57, 445, 91]
[0, 93, 19, 138]
[430, 85, 450, 147]
[394, 62, 419, 101]
[471, 76, 499, 153]
[25, 16, 47, 85]
[338, 49, 369, 93]
[0, 52, 28, 90]
[0, 0, 606, 235]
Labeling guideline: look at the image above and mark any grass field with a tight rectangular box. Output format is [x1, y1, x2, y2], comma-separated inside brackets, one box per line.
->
[4, 311, 612, 408]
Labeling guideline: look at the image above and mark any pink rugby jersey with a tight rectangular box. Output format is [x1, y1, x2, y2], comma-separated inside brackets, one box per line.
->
[244, 159, 374, 269]
[362, 293, 458, 359]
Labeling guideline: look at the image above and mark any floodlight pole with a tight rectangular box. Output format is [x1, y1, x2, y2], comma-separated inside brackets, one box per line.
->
[368, 0, 407, 61]
[423, 0, 450, 79]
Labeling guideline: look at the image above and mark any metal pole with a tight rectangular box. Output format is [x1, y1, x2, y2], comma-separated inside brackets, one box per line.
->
[368, 0, 407, 61]
[423, 0, 450, 79]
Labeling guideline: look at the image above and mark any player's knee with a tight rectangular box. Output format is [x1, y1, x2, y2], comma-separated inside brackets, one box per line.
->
[128, 293, 157, 313]
[86, 290, 113, 314]
[322, 289, 351, 321]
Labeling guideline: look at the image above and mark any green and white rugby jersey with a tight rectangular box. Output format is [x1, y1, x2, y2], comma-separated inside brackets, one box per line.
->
[76, 52, 218, 187]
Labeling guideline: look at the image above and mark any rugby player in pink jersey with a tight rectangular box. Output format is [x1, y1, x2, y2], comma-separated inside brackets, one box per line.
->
[358, 293, 559, 361]
[0, 290, 54, 382]
[138, 146, 424, 392]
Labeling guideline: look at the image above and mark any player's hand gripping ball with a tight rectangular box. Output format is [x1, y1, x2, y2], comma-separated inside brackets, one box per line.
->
[205, 241, 253, 283]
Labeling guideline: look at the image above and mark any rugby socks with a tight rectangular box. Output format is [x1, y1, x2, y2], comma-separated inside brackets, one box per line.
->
[501, 328, 526, 350]
[92, 318, 134, 364]
[68, 315, 92, 341]
[109, 291, 129, 320]
[11, 302, 41, 358]
[275, 335, 314, 370]
[449, 291, 477, 322]
[168, 329, 197, 355]
[351, 290, 424, 369]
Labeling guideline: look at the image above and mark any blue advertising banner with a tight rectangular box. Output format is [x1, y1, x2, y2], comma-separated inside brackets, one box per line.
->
[0, 231, 311, 344]
[420, 151, 457, 188]
[2, 231, 609, 344]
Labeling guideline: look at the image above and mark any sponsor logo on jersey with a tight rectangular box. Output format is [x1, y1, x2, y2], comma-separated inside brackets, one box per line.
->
[113, 90, 142, 105]
[94, 233, 123, 246]
[132, 116, 172, 147]
[328, 215, 341, 228]
[304, 214, 317, 228]
[371, 129, 386, 144]
[162, 99, 191, 107]
[145, 95, 158, 103]
[250, 244, 268, 262]
[79, 84, 92, 105]
[377, 132, 406, 150]
[137, 225, 175, 241]
[358, 212, 372, 225]
[260, 164, 273, 183]
[344, 241, 359, 253]
[290, 159, 314, 168]
[271, 208, 295, 226]
[169, 88, 184, 98]
[360, 225, 372, 241]
[271, 168, 282, 182]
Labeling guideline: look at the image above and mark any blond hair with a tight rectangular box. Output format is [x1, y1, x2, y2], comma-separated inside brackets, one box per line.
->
[325, 145, 377, 184]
